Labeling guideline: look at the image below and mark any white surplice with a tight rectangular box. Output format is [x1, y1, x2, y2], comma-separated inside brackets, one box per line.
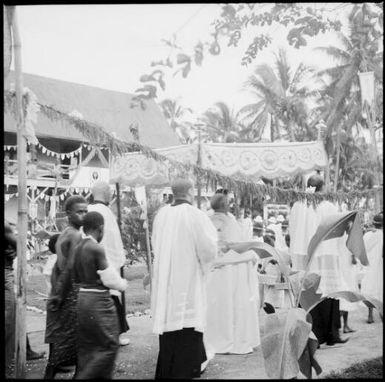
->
[151, 203, 218, 335]
[337, 234, 359, 311]
[87, 203, 126, 297]
[289, 200, 345, 295]
[361, 229, 383, 301]
[205, 212, 260, 355]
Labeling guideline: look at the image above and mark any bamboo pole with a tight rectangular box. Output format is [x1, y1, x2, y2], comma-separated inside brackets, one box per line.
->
[144, 219, 153, 294]
[11, 6, 27, 378]
[196, 127, 202, 209]
[333, 125, 341, 193]
[115, 183, 126, 317]
[365, 102, 381, 211]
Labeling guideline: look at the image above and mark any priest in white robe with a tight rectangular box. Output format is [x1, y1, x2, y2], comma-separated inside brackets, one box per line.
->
[151, 178, 218, 379]
[87, 181, 130, 346]
[361, 213, 383, 323]
[289, 174, 348, 346]
[205, 193, 260, 355]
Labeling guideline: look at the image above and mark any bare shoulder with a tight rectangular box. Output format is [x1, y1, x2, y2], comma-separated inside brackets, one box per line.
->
[84, 240, 105, 256]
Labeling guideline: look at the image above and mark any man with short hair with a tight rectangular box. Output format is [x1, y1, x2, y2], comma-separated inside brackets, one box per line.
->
[44, 195, 88, 379]
[87, 181, 130, 346]
[151, 178, 218, 379]
[73, 211, 128, 379]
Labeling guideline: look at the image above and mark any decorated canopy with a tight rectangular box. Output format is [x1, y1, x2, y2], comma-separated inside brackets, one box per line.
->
[110, 141, 328, 187]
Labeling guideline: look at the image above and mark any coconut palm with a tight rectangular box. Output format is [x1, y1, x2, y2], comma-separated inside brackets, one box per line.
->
[159, 98, 194, 143]
[240, 48, 317, 142]
[200, 101, 243, 143]
[313, 3, 383, 190]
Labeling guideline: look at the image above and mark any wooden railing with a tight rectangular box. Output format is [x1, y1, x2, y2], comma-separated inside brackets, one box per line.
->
[4, 159, 74, 181]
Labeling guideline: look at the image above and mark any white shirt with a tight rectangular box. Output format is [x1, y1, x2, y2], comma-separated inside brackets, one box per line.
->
[87, 203, 126, 297]
[151, 202, 218, 334]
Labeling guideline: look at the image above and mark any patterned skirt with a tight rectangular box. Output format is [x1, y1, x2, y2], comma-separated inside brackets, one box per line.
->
[45, 287, 78, 368]
[5, 270, 16, 366]
[76, 290, 120, 379]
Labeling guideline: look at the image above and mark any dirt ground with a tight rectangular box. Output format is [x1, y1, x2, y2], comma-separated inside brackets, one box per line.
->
[8, 302, 383, 379]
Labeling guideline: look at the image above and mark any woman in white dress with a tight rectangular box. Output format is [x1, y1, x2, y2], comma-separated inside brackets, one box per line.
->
[361, 213, 383, 323]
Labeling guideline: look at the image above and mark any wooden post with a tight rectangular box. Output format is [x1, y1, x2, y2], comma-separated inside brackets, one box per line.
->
[333, 124, 341, 193]
[115, 183, 126, 317]
[196, 128, 202, 209]
[144, 220, 153, 294]
[11, 6, 27, 378]
[365, 102, 381, 211]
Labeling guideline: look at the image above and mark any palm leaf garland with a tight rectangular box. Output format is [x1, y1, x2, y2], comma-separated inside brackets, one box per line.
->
[4, 89, 381, 207]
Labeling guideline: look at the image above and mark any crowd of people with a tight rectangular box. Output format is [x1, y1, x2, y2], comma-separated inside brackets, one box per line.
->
[4, 175, 383, 379]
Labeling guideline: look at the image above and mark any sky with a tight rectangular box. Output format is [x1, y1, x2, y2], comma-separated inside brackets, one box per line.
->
[14, 3, 355, 118]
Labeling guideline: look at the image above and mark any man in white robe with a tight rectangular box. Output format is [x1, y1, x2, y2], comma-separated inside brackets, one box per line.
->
[205, 194, 260, 355]
[151, 178, 218, 379]
[87, 181, 130, 346]
[361, 213, 383, 323]
[289, 174, 348, 346]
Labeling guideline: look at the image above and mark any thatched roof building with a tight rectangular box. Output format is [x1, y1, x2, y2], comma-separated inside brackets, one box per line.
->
[4, 71, 180, 148]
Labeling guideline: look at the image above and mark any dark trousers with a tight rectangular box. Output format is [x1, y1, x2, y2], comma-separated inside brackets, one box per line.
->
[310, 298, 341, 344]
[155, 328, 207, 379]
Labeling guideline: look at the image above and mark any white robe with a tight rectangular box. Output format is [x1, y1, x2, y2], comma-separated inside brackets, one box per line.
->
[87, 203, 126, 297]
[361, 229, 383, 302]
[205, 212, 260, 355]
[151, 203, 218, 335]
[337, 234, 359, 311]
[289, 200, 345, 295]
[238, 217, 253, 241]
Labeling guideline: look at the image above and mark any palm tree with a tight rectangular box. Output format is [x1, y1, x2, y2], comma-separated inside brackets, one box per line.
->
[159, 98, 194, 143]
[313, 3, 383, 191]
[240, 48, 316, 142]
[201, 101, 242, 143]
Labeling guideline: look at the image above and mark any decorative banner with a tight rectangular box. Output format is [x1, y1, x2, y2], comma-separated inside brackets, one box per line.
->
[111, 141, 327, 184]
[202, 141, 328, 180]
[358, 71, 375, 107]
[110, 152, 169, 187]
[4, 145, 17, 151]
[135, 185, 148, 218]
[70, 167, 110, 188]
[29, 202, 38, 219]
[36, 141, 82, 159]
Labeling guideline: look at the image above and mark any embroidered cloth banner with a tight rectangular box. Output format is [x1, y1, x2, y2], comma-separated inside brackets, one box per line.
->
[110, 141, 327, 186]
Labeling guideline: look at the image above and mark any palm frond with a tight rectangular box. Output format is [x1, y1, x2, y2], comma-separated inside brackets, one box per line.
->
[314, 46, 351, 62]
[274, 48, 291, 92]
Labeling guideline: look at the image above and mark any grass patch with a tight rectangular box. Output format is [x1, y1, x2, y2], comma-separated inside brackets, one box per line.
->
[323, 357, 383, 379]
[26, 263, 150, 314]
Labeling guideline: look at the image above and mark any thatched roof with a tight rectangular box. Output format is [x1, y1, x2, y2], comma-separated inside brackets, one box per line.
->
[4, 72, 180, 148]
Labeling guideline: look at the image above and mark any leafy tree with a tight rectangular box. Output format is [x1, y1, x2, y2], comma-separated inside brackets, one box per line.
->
[312, 3, 383, 190]
[131, 3, 345, 106]
[239, 48, 316, 142]
[159, 98, 194, 143]
[201, 101, 243, 143]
